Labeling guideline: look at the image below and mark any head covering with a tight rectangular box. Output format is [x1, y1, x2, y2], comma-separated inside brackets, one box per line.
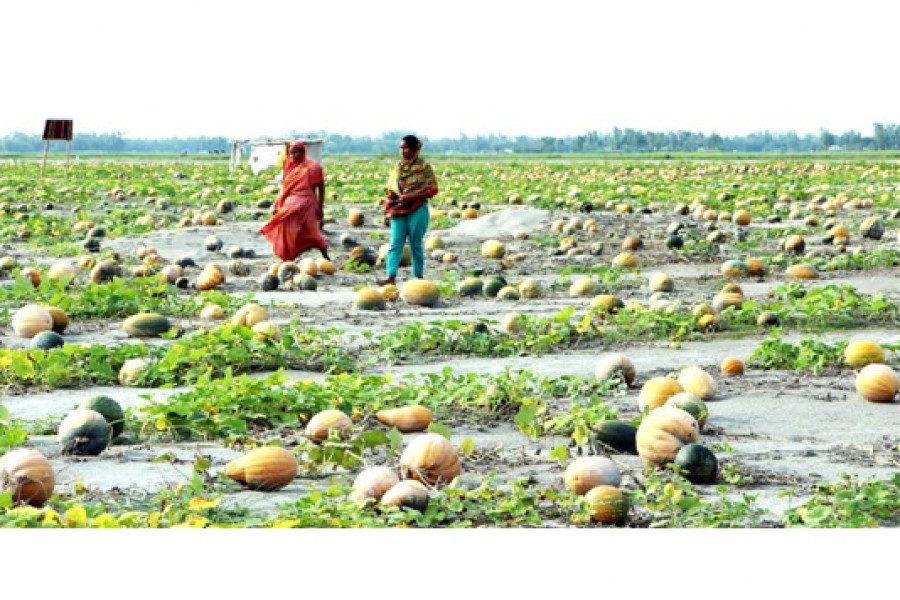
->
[289, 140, 306, 154]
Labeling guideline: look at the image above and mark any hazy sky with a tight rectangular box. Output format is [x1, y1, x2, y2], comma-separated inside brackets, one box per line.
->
[2, 0, 897, 139]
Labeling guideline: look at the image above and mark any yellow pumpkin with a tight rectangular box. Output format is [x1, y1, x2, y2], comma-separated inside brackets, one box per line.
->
[638, 377, 684, 411]
[594, 353, 636, 387]
[223, 446, 298, 491]
[119, 358, 150, 386]
[611, 252, 638, 268]
[720, 357, 744, 377]
[648, 272, 674, 293]
[399, 433, 461, 486]
[199, 304, 226, 320]
[677, 366, 717, 401]
[563, 457, 622, 495]
[584, 485, 630, 525]
[480, 239, 506, 259]
[0, 448, 56, 508]
[194, 264, 223, 292]
[569, 278, 598, 298]
[843, 340, 885, 369]
[251, 320, 282, 342]
[380, 479, 430, 511]
[230, 303, 268, 327]
[316, 258, 337, 276]
[786, 263, 818, 280]
[348, 208, 365, 227]
[47, 261, 76, 282]
[305, 409, 352, 442]
[855, 364, 899, 403]
[636, 406, 700, 467]
[45, 306, 69, 334]
[401, 280, 440, 307]
[354, 288, 387, 311]
[350, 466, 400, 505]
[375, 405, 433, 433]
[11, 304, 54, 339]
[424, 236, 443, 251]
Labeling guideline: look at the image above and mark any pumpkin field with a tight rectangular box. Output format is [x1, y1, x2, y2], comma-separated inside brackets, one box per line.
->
[0, 156, 898, 528]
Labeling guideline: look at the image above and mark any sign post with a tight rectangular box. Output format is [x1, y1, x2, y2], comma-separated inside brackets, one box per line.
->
[41, 119, 74, 177]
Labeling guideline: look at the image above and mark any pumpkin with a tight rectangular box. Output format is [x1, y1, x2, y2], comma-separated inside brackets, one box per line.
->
[481, 239, 506, 259]
[677, 366, 716, 401]
[59, 409, 111, 456]
[859, 216, 884, 240]
[380, 284, 399, 302]
[482, 276, 507, 298]
[401, 279, 440, 307]
[42, 306, 68, 334]
[305, 409, 352, 442]
[594, 353, 636, 387]
[380, 479, 430, 512]
[90, 260, 121, 284]
[697, 314, 719, 332]
[636, 406, 699, 467]
[584, 485, 630, 525]
[298, 258, 319, 277]
[745, 258, 766, 277]
[621, 235, 643, 251]
[843, 340, 885, 369]
[756, 311, 781, 327]
[648, 272, 674, 293]
[591, 294, 624, 313]
[611, 252, 638, 268]
[674, 443, 718, 484]
[259, 273, 280, 291]
[12, 304, 54, 338]
[424, 236, 443, 251]
[563, 456, 622, 495]
[518, 278, 544, 299]
[228, 260, 251, 277]
[665, 392, 709, 429]
[197, 264, 225, 290]
[399, 433, 461, 486]
[590, 420, 638, 454]
[497, 285, 520, 301]
[223, 446, 298, 491]
[720, 260, 748, 279]
[0, 449, 55, 508]
[20, 267, 42, 287]
[375, 405, 433, 433]
[721, 357, 745, 377]
[501, 312, 523, 334]
[231, 303, 268, 328]
[786, 263, 818, 280]
[783, 234, 806, 254]
[200, 304, 226, 320]
[458, 277, 484, 297]
[354, 287, 387, 311]
[48, 261, 76, 282]
[78, 395, 126, 438]
[30, 330, 65, 350]
[712, 292, 743, 313]
[122, 312, 172, 337]
[348, 208, 365, 227]
[569, 278, 598, 298]
[160, 264, 183, 284]
[316, 258, 337, 276]
[350, 466, 400, 505]
[855, 364, 900, 403]
[119, 358, 150, 386]
[638, 377, 684, 411]
[732, 209, 752, 226]
[251, 320, 281, 342]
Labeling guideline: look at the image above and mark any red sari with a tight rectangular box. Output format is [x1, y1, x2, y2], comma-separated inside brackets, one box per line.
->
[259, 149, 327, 261]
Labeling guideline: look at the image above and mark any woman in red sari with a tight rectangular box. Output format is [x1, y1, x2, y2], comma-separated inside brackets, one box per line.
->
[259, 141, 330, 261]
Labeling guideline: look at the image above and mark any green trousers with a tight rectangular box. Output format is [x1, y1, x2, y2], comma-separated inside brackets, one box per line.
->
[387, 203, 430, 278]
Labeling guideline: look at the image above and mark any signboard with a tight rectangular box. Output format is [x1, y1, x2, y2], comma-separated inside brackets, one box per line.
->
[43, 119, 74, 141]
[41, 119, 74, 176]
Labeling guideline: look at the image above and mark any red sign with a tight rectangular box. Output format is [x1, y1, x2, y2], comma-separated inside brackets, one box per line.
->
[43, 119, 73, 141]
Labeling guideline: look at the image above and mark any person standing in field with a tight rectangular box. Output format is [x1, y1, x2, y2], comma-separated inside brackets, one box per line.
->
[259, 140, 330, 261]
[376, 135, 439, 286]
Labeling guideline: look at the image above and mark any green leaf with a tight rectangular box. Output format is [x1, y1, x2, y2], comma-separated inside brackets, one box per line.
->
[459, 436, 476, 456]
[549, 445, 570, 464]
[427, 422, 452, 440]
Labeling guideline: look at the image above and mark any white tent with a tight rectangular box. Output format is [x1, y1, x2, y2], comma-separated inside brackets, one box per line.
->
[229, 138, 324, 175]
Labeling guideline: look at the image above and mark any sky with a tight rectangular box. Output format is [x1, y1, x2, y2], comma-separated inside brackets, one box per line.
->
[1, 0, 898, 140]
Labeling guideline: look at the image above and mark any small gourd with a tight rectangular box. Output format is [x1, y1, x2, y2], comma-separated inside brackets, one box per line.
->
[350, 466, 400, 505]
[380, 479, 430, 512]
[304, 409, 352, 442]
[223, 446, 298, 491]
[563, 456, 622, 495]
[375, 405, 433, 433]
[638, 376, 684, 411]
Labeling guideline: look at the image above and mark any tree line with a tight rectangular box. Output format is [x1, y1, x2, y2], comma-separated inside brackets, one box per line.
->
[2, 124, 900, 154]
